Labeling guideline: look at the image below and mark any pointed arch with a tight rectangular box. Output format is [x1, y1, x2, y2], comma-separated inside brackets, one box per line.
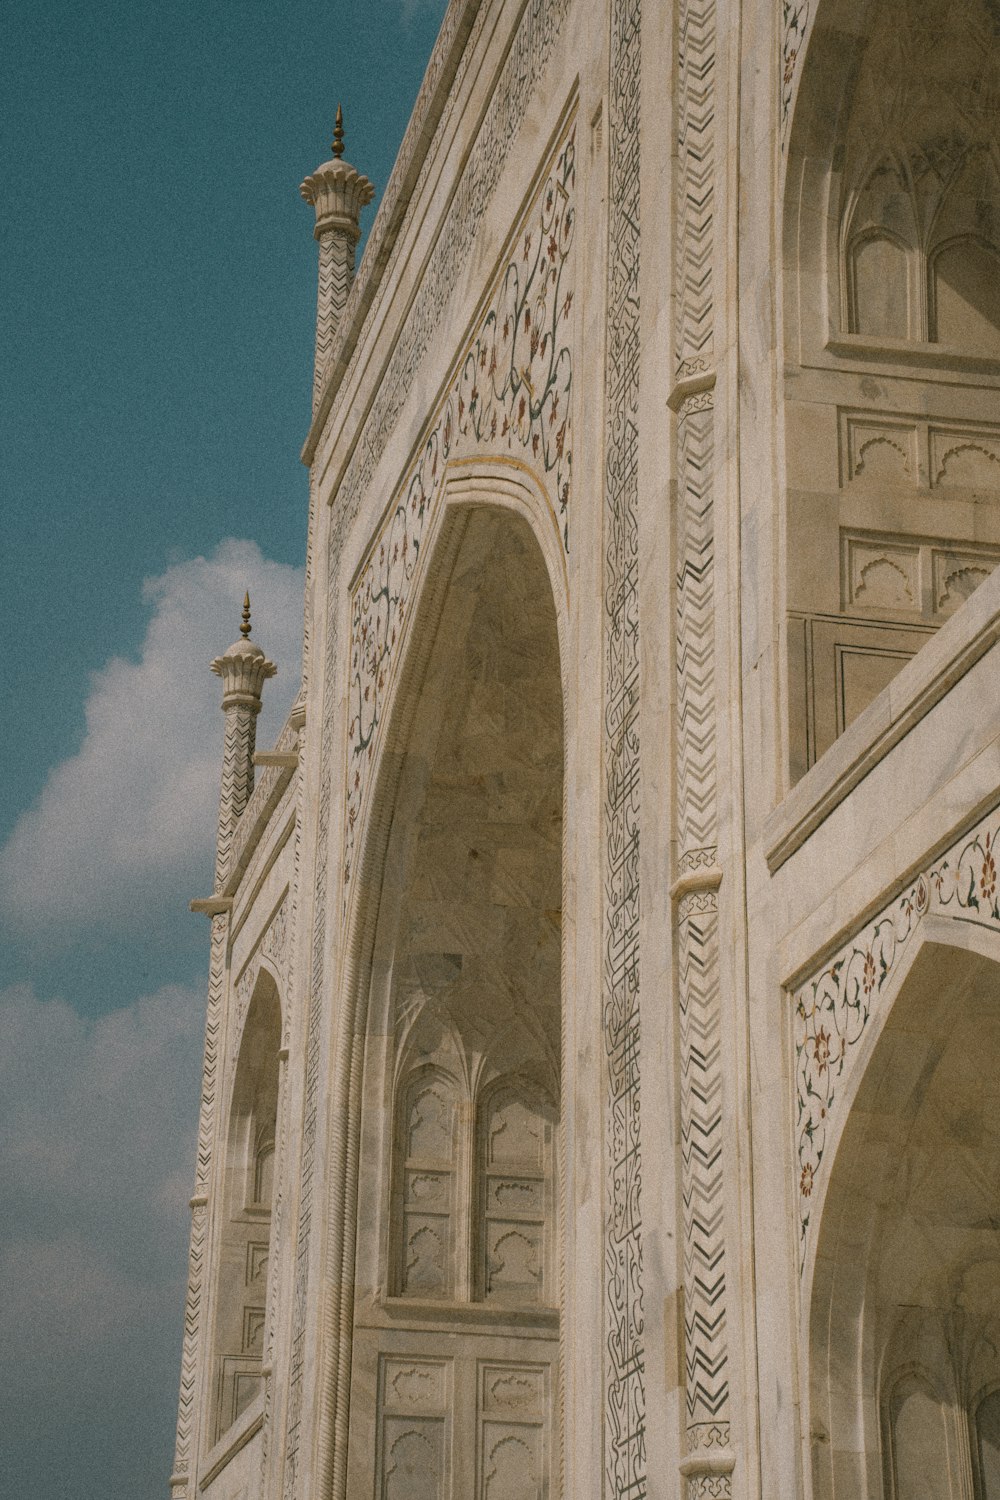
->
[321, 474, 567, 1500]
[210, 970, 282, 1444]
[806, 925, 1000, 1498]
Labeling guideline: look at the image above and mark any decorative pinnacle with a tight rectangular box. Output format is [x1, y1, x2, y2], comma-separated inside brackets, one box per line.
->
[241, 591, 252, 638]
[300, 118, 375, 240]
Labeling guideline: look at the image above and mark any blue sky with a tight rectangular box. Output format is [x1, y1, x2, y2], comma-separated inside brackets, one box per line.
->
[0, 2, 447, 1494]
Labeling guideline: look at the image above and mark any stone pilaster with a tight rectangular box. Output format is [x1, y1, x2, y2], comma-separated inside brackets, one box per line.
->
[169, 598, 276, 1499]
[602, 1, 645, 1495]
[300, 107, 374, 411]
[671, 0, 735, 1493]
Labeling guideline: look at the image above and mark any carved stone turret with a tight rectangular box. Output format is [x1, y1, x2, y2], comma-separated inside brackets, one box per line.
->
[209, 593, 276, 888]
[300, 105, 374, 409]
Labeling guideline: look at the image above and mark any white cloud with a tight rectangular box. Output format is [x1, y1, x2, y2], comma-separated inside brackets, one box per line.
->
[0, 979, 202, 1379]
[0, 979, 204, 1490]
[397, 0, 446, 22]
[0, 539, 304, 936]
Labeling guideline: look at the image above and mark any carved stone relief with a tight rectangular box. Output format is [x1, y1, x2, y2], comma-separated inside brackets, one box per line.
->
[603, 0, 644, 1492]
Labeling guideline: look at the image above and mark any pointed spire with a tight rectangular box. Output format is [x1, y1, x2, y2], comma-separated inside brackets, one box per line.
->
[332, 102, 345, 160]
[300, 108, 374, 242]
[300, 106, 375, 409]
[211, 594, 277, 710]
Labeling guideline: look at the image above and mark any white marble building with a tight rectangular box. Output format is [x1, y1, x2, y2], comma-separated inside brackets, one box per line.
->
[170, 2, 1000, 1496]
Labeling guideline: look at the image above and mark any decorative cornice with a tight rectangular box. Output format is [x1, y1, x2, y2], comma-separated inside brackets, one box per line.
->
[189, 896, 233, 916]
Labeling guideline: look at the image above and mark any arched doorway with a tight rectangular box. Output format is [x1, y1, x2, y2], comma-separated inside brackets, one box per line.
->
[808, 937, 1000, 1499]
[782, 0, 1000, 782]
[210, 972, 281, 1443]
[344, 504, 564, 1499]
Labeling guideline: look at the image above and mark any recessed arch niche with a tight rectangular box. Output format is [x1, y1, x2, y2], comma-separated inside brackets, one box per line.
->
[807, 936, 1000, 1500]
[210, 970, 281, 1443]
[782, 0, 1000, 783]
[340, 500, 564, 1500]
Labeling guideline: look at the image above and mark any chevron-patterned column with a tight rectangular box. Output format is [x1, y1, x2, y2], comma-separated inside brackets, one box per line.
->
[312, 232, 356, 409]
[671, 0, 734, 1495]
[300, 107, 374, 413]
[169, 601, 276, 1497]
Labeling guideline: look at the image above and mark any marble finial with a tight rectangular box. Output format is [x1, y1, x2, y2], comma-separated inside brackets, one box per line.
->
[300, 113, 375, 244]
[211, 595, 276, 709]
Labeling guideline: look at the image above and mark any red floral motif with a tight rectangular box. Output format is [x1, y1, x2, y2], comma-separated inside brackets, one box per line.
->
[800, 1163, 814, 1198]
[861, 949, 876, 997]
[981, 835, 996, 902]
[812, 1026, 832, 1074]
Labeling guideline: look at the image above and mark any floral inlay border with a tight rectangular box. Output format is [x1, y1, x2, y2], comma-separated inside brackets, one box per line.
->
[795, 805, 1000, 1263]
[343, 122, 576, 898]
[781, 1, 812, 144]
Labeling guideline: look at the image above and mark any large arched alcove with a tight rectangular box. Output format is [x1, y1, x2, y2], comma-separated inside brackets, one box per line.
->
[210, 971, 281, 1443]
[782, 0, 1000, 782]
[808, 936, 1000, 1499]
[341, 501, 564, 1500]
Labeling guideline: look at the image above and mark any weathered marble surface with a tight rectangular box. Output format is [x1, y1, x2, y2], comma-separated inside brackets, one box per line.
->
[171, 2, 1000, 1498]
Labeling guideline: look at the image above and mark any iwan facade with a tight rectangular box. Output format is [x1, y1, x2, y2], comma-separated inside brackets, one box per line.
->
[170, 2, 1000, 1496]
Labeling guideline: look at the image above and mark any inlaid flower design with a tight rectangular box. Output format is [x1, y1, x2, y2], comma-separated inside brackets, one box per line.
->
[781, 1, 812, 138]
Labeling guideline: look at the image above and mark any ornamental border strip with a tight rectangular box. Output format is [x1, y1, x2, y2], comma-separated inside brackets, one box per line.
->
[795, 802, 1000, 1264]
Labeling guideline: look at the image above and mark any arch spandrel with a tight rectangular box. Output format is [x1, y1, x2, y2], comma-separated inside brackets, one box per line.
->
[794, 806, 1000, 1291]
[343, 460, 572, 941]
